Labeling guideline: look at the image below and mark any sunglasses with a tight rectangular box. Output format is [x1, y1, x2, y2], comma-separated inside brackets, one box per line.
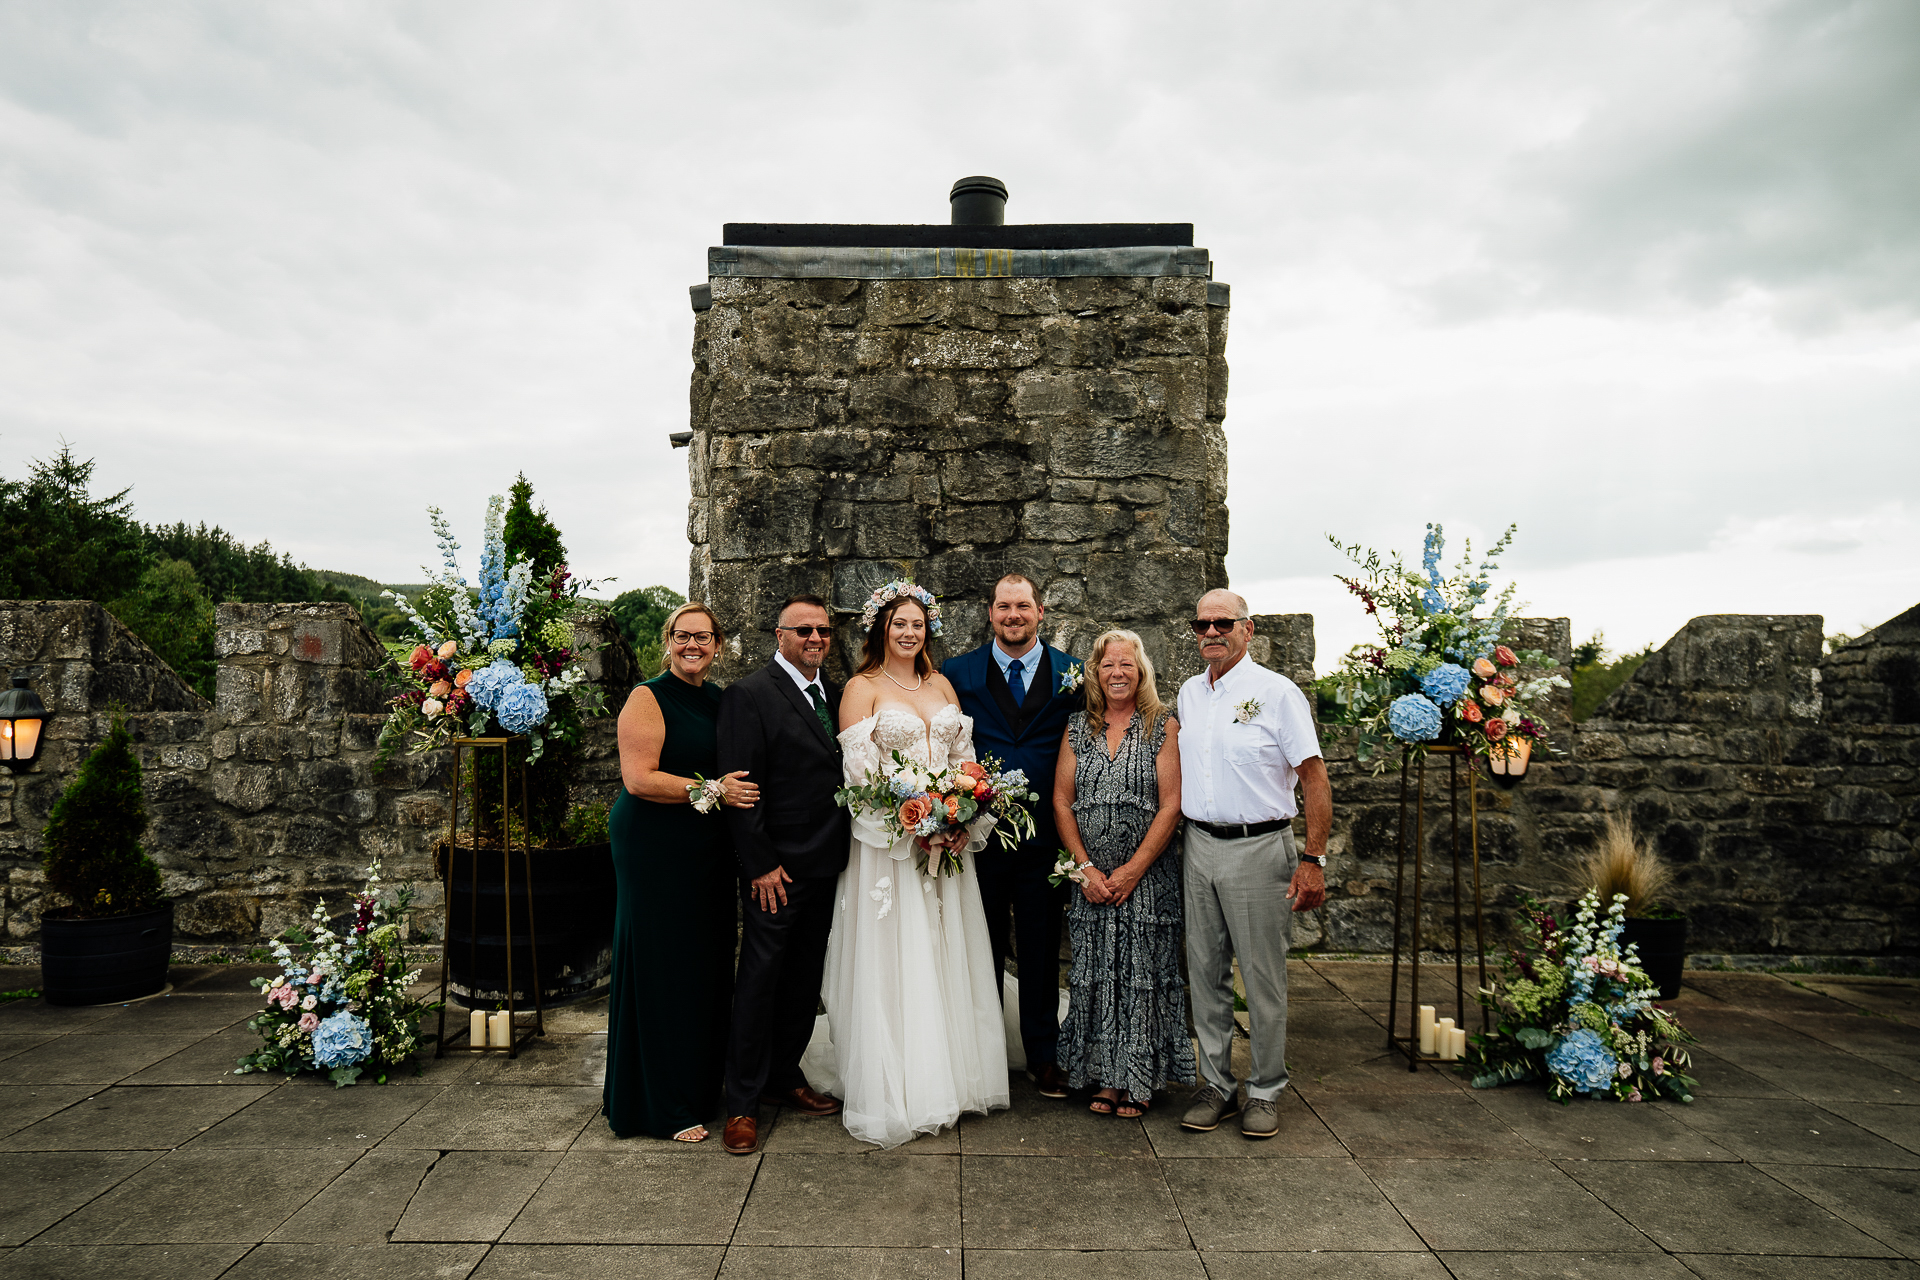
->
[1189, 617, 1247, 635]
[776, 625, 832, 639]
[669, 630, 716, 646]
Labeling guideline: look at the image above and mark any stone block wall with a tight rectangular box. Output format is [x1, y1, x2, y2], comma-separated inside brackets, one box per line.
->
[685, 273, 1230, 688]
[0, 601, 628, 948]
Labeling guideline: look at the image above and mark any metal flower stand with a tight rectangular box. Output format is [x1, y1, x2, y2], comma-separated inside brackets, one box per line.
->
[1384, 744, 1489, 1070]
[435, 735, 545, 1058]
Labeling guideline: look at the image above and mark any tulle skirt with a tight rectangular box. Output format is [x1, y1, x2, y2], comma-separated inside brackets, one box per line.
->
[808, 832, 1010, 1148]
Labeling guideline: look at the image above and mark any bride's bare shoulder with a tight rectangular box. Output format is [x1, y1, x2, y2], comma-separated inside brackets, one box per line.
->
[929, 672, 960, 704]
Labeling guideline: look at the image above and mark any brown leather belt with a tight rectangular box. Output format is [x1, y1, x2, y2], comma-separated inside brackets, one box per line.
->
[1190, 818, 1288, 841]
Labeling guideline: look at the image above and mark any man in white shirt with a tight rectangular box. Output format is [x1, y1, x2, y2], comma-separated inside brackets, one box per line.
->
[1175, 589, 1331, 1138]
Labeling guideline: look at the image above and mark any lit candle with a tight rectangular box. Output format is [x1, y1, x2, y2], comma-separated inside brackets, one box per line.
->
[1450, 1026, 1468, 1059]
[1418, 1005, 1436, 1054]
[488, 1011, 510, 1048]
[469, 1009, 486, 1049]
[1435, 1017, 1456, 1060]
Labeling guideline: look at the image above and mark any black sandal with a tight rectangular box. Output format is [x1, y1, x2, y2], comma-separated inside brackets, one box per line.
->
[1088, 1094, 1119, 1116]
[1116, 1095, 1150, 1119]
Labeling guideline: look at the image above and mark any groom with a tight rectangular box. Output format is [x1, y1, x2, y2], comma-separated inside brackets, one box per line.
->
[715, 594, 850, 1155]
[944, 573, 1082, 1097]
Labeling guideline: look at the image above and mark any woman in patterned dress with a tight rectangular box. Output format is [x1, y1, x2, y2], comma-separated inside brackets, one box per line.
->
[1052, 629, 1195, 1117]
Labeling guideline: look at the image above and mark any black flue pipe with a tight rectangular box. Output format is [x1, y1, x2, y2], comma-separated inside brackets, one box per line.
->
[949, 176, 1008, 226]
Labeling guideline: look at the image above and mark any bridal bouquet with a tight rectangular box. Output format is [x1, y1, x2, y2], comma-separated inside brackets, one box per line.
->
[1325, 522, 1569, 770]
[234, 862, 439, 1087]
[375, 496, 608, 765]
[1463, 890, 1697, 1104]
[835, 753, 1038, 877]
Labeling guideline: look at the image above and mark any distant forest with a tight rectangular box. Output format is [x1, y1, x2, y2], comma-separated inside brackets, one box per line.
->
[0, 447, 679, 698]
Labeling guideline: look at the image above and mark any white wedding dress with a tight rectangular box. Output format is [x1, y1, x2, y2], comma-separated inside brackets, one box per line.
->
[809, 702, 1010, 1148]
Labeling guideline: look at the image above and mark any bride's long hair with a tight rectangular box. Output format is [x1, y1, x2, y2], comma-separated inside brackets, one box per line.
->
[1083, 629, 1168, 736]
[856, 595, 935, 679]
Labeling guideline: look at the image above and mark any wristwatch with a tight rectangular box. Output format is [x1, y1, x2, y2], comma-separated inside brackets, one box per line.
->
[1298, 853, 1327, 867]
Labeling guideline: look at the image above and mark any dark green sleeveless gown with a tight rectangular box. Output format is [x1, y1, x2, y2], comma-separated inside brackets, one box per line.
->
[603, 672, 735, 1138]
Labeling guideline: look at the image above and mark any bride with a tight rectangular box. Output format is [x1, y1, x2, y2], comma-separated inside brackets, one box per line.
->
[818, 582, 1010, 1148]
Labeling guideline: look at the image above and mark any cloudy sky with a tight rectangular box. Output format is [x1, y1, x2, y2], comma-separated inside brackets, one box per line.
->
[3, 0, 1915, 668]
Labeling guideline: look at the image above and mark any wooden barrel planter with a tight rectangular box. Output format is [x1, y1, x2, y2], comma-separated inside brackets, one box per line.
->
[1621, 915, 1688, 1001]
[40, 901, 174, 1006]
[443, 841, 615, 1009]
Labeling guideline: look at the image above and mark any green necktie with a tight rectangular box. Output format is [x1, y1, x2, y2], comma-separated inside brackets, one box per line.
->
[808, 685, 833, 739]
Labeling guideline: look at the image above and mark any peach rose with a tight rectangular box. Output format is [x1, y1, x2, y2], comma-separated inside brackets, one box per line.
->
[1460, 700, 1484, 723]
[409, 644, 433, 670]
[1494, 645, 1518, 667]
[1480, 684, 1507, 706]
[429, 679, 452, 698]
[437, 640, 458, 660]
[944, 795, 963, 822]
[898, 795, 933, 828]
[454, 668, 473, 688]
[1484, 717, 1508, 740]
[959, 761, 989, 782]
[1472, 657, 1497, 679]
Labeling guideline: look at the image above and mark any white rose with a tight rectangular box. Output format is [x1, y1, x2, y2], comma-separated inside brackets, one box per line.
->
[421, 698, 444, 717]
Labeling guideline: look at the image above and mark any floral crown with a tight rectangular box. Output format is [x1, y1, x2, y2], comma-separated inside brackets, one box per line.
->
[861, 580, 943, 636]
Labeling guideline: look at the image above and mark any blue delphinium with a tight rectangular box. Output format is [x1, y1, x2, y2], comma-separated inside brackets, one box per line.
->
[495, 682, 550, 735]
[1545, 1027, 1619, 1093]
[1420, 662, 1471, 707]
[465, 658, 525, 711]
[312, 1011, 373, 1068]
[1387, 693, 1443, 742]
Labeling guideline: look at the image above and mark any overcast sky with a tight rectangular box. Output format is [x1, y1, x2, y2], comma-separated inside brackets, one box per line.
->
[3, 0, 1914, 669]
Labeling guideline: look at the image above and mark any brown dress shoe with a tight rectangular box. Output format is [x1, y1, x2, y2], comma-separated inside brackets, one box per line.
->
[760, 1085, 843, 1116]
[722, 1114, 758, 1155]
[1031, 1062, 1069, 1098]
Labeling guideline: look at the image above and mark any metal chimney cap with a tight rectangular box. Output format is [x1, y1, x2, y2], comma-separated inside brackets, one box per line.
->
[949, 175, 1008, 226]
[949, 175, 1008, 200]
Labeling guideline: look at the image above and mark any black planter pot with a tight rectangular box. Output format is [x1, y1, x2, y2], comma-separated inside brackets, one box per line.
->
[40, 901, 173, 1006]
[444, 841, 615, 1009]
[1621, 915, 1688, 1001]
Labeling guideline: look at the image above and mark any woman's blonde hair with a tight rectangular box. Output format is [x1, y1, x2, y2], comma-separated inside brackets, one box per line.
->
[1083, 629, 1167, 734]
[658, 602, 724, 675]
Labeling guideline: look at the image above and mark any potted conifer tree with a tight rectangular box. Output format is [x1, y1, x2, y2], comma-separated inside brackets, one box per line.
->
[38, 714, 173, 1005]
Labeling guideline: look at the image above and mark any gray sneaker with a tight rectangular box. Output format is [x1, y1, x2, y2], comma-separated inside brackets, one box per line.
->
[1179, 1083, 1241, 1132]
[1241, 1096, 1280, 1139]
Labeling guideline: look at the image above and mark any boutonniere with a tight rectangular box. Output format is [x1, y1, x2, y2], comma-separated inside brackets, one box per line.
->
[1058, 662, 1084, 694]
[1233, 698, 1263, 724]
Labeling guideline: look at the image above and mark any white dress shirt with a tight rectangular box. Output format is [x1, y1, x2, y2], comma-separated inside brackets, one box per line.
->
[1177, 656, 1321, 823]
[774, 651, 828, 701]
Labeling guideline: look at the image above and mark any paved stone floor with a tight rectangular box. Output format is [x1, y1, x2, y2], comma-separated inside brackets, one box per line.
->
[0, 961, 1915, 1280]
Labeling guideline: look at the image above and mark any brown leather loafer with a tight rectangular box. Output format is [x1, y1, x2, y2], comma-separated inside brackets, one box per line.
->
[722, 1114, 758, 1155]
[1031, 1061, 1069, 1098]
[760, 1085, 843, 1116]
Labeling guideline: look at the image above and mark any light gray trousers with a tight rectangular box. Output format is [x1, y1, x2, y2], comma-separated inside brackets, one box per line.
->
[1183, 823, 1295, 1101]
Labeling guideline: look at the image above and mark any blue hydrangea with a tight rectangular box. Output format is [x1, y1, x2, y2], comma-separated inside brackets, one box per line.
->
[495, 681, 550, 735]
[312, 1010, 373, 1068]
[1420, 662, 1471, 706]
[1387, 693, 1443, 742]
[464, 658, 524, 711]
[1545, 1027, 1618, 1093]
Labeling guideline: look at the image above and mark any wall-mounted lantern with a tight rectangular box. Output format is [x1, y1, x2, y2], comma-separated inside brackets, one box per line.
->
[1485, 735, 1532, 787]
[0, 674, 50, 772]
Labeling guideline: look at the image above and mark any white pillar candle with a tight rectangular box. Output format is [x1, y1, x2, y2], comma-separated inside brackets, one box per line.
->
[1418, 1005, 1437, 1055]
[488, 1011, 511, 1048]
[1435, 1017, 1456, 1060]
[469, 1009, 487, 1049]
[1450, 1026, 1468, 1059]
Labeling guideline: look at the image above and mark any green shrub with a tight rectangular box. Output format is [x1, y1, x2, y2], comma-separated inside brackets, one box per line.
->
[41, 714, 163, 918]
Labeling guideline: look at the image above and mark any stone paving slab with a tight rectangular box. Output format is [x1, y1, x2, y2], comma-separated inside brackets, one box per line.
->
[0, 963, 1916, 1275]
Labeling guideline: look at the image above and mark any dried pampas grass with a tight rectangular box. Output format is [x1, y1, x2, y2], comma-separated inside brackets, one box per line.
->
[1574, 812, 1673, 917]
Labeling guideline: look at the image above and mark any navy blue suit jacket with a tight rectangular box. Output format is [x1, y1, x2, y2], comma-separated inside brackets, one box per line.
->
[944, 641, 1083, 857]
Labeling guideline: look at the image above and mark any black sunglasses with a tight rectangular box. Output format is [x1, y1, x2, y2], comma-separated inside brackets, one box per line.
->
[1189, 617, 1248, 635]
[776, 625, 832, 638]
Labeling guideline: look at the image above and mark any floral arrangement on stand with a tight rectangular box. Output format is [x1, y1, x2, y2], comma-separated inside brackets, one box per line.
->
[234, 862, 438, 1087]
[1464, 890, 1697, 1103]
[1325, 522, 1569, 769]
[836, 754, 1037, 877]
[376, 496, 608, 766]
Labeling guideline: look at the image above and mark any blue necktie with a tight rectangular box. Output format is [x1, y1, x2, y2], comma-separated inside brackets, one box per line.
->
[1006, 657, 1025, 703]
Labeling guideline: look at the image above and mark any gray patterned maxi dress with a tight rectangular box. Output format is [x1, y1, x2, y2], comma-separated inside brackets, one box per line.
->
[1058, 710, 1197, 1100]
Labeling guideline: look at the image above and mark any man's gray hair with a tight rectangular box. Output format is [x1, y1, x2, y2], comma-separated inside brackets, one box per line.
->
[1197, 588, 1250, 618]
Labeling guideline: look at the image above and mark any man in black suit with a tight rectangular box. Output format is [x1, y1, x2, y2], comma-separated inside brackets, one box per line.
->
[941, 573, 1083, 1097]
[715, 594, 850, 1154]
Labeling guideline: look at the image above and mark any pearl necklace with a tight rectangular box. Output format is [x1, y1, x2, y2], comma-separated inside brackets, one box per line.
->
[880, 667, 924, 691]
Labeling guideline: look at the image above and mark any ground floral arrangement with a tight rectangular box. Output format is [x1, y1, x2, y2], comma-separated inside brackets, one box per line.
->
[1327, 522, 1568, 769]
[836, 753, 1036, 878]
[377, 495, 607, 764]
[234, 863, 439, 1087]
[1466, 890, 1698, 1103]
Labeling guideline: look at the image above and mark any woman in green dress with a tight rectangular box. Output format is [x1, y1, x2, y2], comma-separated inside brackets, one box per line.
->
[604, 602, 757, 1142]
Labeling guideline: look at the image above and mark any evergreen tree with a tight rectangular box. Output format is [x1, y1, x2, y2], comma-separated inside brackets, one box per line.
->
[108, 560, 219, 699]
[0, 444, 149, 601]
[42, 713, 163, 918]
[502, 473, 568, 580]
[610, 584, 686, 675]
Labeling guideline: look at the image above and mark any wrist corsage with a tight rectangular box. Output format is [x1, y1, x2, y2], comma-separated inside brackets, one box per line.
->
[1048, 850, 1091, 888]
[687, 774, 727, 814]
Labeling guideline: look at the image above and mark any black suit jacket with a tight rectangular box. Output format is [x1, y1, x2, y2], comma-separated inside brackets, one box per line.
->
[716, 660, 852, 882]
